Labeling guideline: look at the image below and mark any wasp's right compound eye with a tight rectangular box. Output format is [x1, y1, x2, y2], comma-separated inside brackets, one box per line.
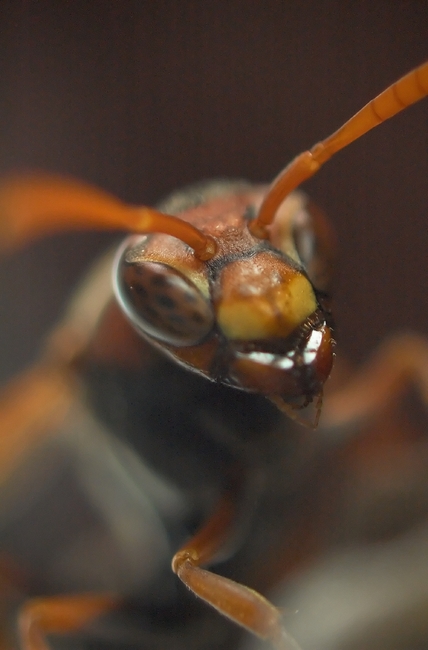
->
[114, 247, 215, 347]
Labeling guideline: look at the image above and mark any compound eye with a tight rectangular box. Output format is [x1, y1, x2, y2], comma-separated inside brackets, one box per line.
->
[291, 204, 336, 293]
[115, 254, 215, 347]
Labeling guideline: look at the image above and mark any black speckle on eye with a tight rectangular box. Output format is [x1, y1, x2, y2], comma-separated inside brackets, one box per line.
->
[168, 313, 185, 325]
[151, 275, 168, 287]
[144, 305, 160, 320]
[184, 291, 197, 303]
[133, 284, 148, 298]
[155, 294, 176, 309]
[191, 312, 204, 323]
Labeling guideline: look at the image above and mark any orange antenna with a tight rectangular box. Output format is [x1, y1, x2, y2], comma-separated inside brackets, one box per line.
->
[250, 60, 428, 238]
[0, 174, 216, 261]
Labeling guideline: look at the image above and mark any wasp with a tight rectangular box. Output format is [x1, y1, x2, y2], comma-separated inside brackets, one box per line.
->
[0, 61, 427, 650]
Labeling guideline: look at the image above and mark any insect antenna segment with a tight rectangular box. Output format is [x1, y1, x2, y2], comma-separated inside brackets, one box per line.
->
[0, 173, 217, 260]
[250, 60, 428, 238]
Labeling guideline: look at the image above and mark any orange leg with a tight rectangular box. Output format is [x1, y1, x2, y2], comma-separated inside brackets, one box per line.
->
[0, 364, 76, 484]
[18, 593, 118, 650]
[322, 333, 428, 429]
[0, 364, 119, 650]
[172, 489, 302, 650]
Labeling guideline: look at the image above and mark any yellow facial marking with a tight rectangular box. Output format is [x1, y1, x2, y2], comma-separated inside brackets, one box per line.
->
[217, 257, 317, 340]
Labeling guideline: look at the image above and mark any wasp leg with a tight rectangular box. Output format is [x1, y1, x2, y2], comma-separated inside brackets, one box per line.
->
[172, 490, 302, 650]
[322, 333, 428, 428]
[18, 593, 118, 650]
[0, 363, 80, 649]
[0, 365, 76, 483]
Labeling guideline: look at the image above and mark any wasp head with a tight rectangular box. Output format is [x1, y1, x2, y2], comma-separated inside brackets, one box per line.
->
[114, 182, 335, 422]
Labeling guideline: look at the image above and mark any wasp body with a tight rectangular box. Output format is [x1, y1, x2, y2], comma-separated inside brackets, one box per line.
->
[0, 63, 427, 650]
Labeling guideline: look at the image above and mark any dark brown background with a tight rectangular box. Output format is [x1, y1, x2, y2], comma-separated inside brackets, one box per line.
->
[0, 1, 427, 384]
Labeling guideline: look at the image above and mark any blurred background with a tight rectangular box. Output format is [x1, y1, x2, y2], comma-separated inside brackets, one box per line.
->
[0, 1, 427, 382]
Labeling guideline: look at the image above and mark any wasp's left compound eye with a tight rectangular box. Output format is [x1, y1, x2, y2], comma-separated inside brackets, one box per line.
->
[115, 248, 215, 347]
[291, 204, 336, 293]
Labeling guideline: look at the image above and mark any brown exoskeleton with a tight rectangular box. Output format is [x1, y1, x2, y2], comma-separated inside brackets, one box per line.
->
[0, 61, 427, 650]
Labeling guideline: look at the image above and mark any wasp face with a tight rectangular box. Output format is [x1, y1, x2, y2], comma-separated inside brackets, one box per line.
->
[114, 184, 335, 413]
[214, 248, 334, 408]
